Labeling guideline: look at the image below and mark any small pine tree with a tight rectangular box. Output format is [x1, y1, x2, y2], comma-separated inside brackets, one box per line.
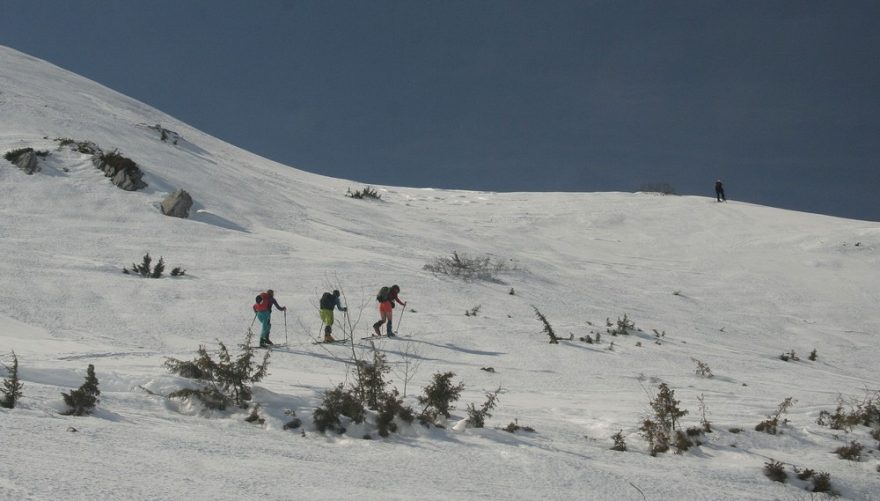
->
[346, 186, 381, 200]
[313, 384, 366, 434]
[353, 350, 391, 410]
[532, 306, 559, 344]
[697, 393, 712, 432]
[417, 371, 464, 424]
[652, 383, 687, 431]
[812, 472, 832, 493]
[639, 383, 688, 455]
[150, 257, 165, 278]
[607, 314, 635, 336]
[135, 252, 152, 277]
[763, 460, 787, 483]
[610, 430, 627, 451]
[692, 359, 714, 378]
[164, 329, 269, 409]
[375, 389, 414, 437]
[673, 429, 694, 453]
[755, 397, 796, 435]
[334, 346, 415, 437]
[639, 418, 666, 455]
[124, 252, 174, 278]
[61, 364, 100, 416]
[1, 351, 24, 409]
[466, 387, 501, 428]
[794, 466, 815, 481]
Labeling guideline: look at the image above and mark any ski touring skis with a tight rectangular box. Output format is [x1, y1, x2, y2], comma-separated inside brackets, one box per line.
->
[255, 341, 287, 349]
[312, 339, 349, 345]
[360, 333, 400, 341]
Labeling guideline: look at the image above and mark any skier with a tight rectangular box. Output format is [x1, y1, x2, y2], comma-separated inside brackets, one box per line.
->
[373, 285, 406, 337]
[319, 290, 347, 342]
[715, 180, 726, 202]
[253, 289, 286, 347]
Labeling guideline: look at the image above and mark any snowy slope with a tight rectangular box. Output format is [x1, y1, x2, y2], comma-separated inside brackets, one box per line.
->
[1, 45, 879, 500]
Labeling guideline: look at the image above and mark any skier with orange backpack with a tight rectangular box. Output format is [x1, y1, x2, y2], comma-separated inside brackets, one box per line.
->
[253, 289, 286, 347]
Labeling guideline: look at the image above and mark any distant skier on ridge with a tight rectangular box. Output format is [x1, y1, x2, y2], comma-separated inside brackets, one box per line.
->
[373, 285, 406, 337]
[319, 290, 347, 343]
[715, 180, 726, 202]
[253, 289, 286, 347]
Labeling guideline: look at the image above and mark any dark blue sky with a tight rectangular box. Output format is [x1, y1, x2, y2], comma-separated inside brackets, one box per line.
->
[3, 1, 879, 220]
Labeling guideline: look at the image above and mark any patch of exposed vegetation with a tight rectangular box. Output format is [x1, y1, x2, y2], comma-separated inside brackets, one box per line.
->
[346, 186, 381, 200]
[423, 251, 515, 282]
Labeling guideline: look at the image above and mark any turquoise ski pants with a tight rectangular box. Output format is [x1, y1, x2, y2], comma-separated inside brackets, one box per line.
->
[256, 311, 271, 341]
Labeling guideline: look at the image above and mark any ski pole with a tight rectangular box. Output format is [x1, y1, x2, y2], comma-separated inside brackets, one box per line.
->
[250, 312, 257, 329]
[284, 309, 288, 346]
[395, 304, 407, 334]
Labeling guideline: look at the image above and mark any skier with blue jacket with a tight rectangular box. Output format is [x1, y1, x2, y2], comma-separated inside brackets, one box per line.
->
[319, 290, 347, 342]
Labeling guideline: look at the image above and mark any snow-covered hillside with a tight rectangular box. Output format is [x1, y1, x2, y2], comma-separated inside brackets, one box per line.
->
[1, 45, 878, 500]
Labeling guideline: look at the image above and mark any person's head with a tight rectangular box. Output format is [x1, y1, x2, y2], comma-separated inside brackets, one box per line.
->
[267, 289, 274, 296]
[332, 290, 340, 297]
[391, 285, 400, 292]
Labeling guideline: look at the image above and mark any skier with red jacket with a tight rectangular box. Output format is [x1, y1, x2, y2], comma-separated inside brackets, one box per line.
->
[253, 289, 286, 347]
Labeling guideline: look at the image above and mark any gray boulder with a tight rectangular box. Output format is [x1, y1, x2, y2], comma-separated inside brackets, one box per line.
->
[161, 189, 194, 218]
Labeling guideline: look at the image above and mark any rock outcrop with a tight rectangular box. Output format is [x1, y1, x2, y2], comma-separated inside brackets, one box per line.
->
[4, 148, 40, 174]
[92, 151, 147, 191]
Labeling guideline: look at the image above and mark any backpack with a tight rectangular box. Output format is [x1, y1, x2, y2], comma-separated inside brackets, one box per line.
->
[253, 292, 270, 312]
[320, 292, 335, 310]
[376, 286, 390, 302]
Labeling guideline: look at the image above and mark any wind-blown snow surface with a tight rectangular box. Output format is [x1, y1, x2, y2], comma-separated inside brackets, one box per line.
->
[1, 45, 879, 500]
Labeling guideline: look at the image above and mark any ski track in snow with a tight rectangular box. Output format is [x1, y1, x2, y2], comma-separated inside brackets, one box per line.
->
[1, 45, 879, 500]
